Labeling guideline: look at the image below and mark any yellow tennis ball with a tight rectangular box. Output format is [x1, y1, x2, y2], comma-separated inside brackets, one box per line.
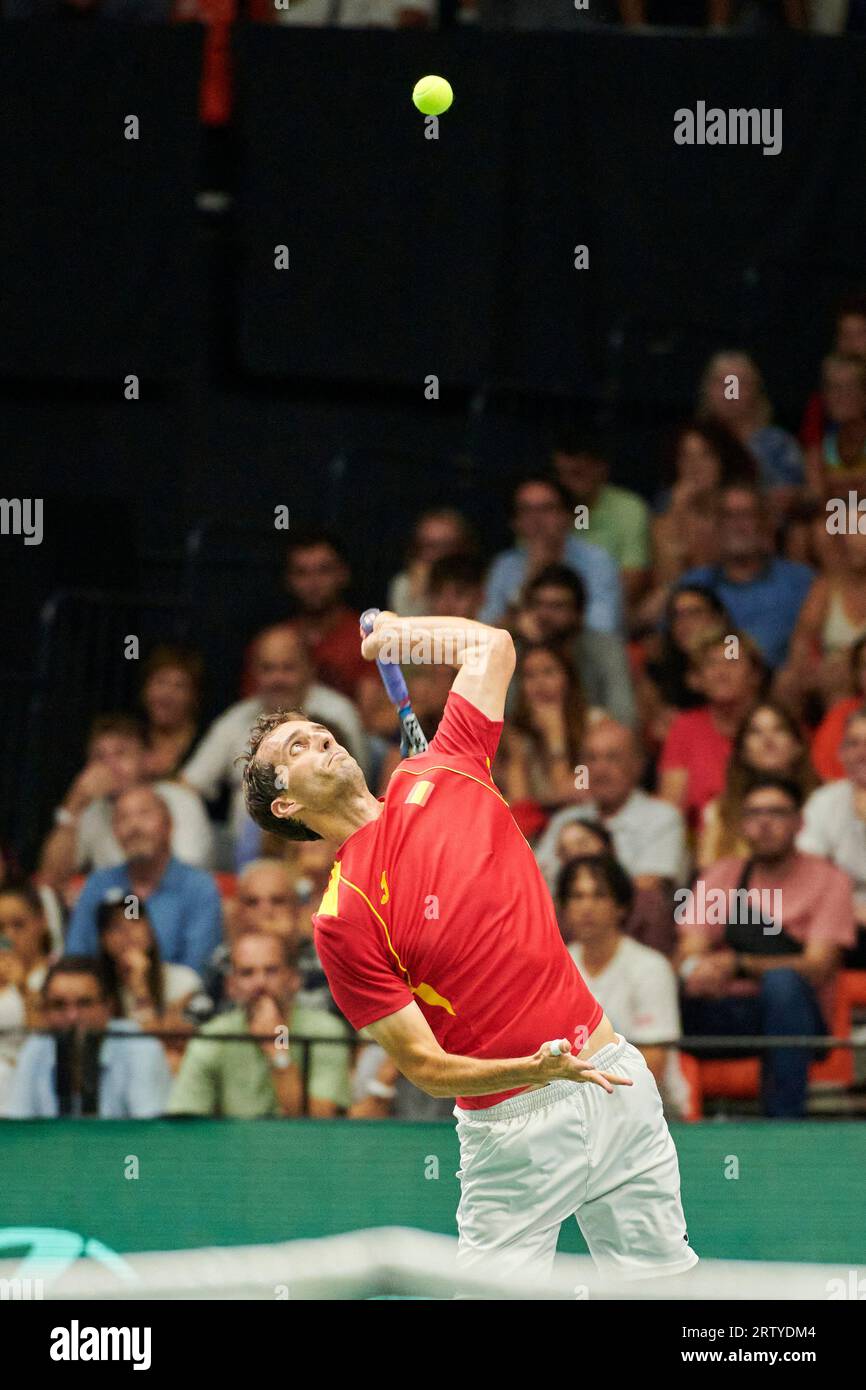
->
[412, 75, 453, 117]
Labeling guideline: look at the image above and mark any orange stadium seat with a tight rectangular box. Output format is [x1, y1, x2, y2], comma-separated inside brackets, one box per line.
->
[682, 971, 866, 1117]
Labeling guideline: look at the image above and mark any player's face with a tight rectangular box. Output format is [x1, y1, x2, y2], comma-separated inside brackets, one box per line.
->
[263, 718, 364, 822]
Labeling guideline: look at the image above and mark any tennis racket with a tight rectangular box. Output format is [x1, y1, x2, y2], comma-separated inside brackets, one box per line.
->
[360, 608, 428, 757]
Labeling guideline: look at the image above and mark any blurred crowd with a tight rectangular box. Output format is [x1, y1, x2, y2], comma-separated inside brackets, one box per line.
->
[4, 311, 866, 1123]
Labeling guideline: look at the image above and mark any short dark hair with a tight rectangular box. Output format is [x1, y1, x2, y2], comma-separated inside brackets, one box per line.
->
[42, 957, 105, 1000]
[88, 713, 146, 748]
[525, 564, 587, 611]
[555, 817, 614, 856]
[428, 552, 485, 595]
[741, 775, 803, 810]
[240, 708, 323, 842]
[510, 474, 573, 515]
[556, 853, 634, 915]
[285, 530, 349, 567]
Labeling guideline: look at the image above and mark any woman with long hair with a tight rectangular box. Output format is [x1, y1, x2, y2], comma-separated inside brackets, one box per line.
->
[139, 644, 204, 780]
[636, 421, 755, 631]
[696, 700, 817, 870]
[637, 584, 732, 747]
[96, 900, 201, 1054]
[497, 641, 590, 812]
[658, 627, 766, 829]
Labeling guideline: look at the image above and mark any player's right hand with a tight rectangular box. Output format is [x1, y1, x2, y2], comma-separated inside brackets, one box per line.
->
[533, 1038, 634, 1094]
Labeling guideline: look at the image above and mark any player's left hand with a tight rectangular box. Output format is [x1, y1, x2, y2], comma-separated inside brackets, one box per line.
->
[533, 1038, 634, 1093]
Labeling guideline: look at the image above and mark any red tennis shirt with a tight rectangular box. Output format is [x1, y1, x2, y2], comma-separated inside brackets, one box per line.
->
[313, 689, 602, 1109]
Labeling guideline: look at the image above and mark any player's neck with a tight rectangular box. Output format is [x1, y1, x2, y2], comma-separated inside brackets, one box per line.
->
[305, 788, 383, 845]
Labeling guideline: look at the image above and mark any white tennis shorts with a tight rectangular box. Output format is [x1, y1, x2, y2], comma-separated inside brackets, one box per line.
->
[453, 1033, 699, 1283]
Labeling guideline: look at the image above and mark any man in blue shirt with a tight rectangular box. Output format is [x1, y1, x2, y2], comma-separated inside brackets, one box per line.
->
[479, 475, 624, 634]
[66, 785, 222, 975]
[4, 957, 171, 1119]
[677, 482, 813, 670]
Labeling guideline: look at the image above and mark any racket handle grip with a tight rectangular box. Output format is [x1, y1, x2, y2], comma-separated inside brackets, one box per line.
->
[359, 607, 411, 708]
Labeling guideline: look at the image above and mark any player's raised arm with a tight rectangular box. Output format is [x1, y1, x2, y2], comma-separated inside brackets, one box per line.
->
[360, 612, 516, 722]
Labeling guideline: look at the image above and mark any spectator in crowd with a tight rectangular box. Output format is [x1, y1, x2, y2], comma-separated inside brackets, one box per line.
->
[677, 482, 814, 670]
[557, 854, 688, 1116]
[804, 353, 866, 497]
[798, 707, 866, 969]
[637, 421, 755, 630]
[275, 0, 433, 28]
[811, 633, 866, 781]
[388, 509, 477, 618]
[4, 957, 172, 1119]
[168, 929, 351, 1118]
[0, 887, 54, 1111]
[479, 475, 623, 635]
[496, 642, 590, 816]
[65, 785, 222, 976]
[242, 533, 369, 701]
[202, 854, 330, 1013]
[777, 530, 866, 719]
[636, 585, 732, 746]
[658, 629, 765, 828]
[95, 899, 201, 1030]
[513, 565, 637, 728]
[39, 714, 214, 892]
[535, 717, 688, 892]
[550, 434, 651, 609]
[800, 293, 866, 447]
[697, 350, 804, 495]
[548, 818, 677, 957]
[184, 625, 369, 858]
[427, 551, 485, 619]
[677, 775, 855, 1118]
[139, 644, 204, 780]
[697, 701, 816, 870]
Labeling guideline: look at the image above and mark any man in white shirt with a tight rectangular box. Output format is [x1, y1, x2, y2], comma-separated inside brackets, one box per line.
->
[534, 718, 688, 891]
[557, 853, 689, 1118]
[182, 625, 370, 853]
[39, 714, 214, 891]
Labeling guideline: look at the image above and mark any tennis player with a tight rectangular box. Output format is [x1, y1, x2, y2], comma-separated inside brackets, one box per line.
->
[242, 612, 697, 1283]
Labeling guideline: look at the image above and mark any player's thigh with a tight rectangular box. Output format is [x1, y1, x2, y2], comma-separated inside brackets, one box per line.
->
[454, 1105, 584, 1276]
[576, 1043, 697, 1280]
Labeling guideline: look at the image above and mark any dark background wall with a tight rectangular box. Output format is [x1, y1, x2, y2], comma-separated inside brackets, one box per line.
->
[2, 23, 865, 859]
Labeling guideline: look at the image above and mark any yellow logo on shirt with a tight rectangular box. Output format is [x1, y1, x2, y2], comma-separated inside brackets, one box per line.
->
[380, 871, 390, 905]
[404, 779, 435, 807]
